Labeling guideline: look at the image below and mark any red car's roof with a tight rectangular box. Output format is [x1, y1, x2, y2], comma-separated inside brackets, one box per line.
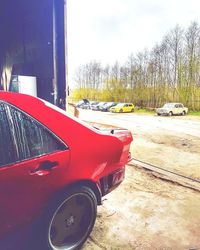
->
[0, 91, 87, 143]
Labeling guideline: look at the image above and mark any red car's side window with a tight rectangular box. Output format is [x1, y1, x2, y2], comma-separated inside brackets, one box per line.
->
[0, 103, 17, 167]
[9, 106, 67, 161]
[0, 101, 68, 167]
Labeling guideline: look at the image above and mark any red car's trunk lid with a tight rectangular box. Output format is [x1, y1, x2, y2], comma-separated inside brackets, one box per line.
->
[87, 122, 133, 164]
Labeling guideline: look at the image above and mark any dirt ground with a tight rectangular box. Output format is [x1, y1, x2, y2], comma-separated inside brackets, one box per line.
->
[85, 166, 200, 250]
[78, 110, 200, 180]
[77, 110, 200, 249]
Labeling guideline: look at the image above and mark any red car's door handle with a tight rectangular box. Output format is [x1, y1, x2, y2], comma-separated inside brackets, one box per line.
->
[30, 161, 59, 175]
[39, 160, 58, 170]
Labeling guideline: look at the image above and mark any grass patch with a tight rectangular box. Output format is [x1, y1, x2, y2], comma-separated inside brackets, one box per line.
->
[135, 108, 155, 115]
[188, 111, 200, 116]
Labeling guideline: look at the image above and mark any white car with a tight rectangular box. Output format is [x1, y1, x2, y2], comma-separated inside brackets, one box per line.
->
[156, 103, 188, 116]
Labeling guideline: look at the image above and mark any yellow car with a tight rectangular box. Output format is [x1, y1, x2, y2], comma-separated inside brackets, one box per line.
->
[109, 103, 135, 113]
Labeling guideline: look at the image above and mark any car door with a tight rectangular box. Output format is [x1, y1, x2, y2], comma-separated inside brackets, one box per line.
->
[0, 102, 70, 238]
[178, 104, 184, 114]
[174, 104, 179, 114]
[123, 104, 128, 112]
[128, 104, 133, 112]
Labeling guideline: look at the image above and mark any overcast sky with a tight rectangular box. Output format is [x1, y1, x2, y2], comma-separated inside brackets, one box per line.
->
[67, 0, 200, 86]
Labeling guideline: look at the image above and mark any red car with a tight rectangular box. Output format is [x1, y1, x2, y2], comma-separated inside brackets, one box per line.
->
[0, 91, 133, 250]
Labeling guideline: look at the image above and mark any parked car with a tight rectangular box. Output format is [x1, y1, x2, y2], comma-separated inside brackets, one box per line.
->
[76, 98, 90, 108]
[91, 102, 107, 111]
[79, 101, 99, 109]
[110, 103, 135, 113]
[80, 102, 91, 109]
[89, 101, 99, 109]
[156, 103, 188, 116]
[99, 102, 118, 112]
[0, 91, 133, 250]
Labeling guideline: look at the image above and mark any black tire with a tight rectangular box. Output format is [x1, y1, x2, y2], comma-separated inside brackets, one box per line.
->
[168, 111, 173, 116]
[119, 109, 123, 113]
[36, 186, 97, 250]
[182, 111, 186, 116]
[157, 113, 161, 116]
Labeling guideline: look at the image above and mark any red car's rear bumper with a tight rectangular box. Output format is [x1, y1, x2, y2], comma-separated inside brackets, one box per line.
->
[99, 167, 125, 196]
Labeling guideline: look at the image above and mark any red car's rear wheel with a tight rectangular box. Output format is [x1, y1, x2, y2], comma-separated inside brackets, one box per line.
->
[47, 186, 97, 250]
